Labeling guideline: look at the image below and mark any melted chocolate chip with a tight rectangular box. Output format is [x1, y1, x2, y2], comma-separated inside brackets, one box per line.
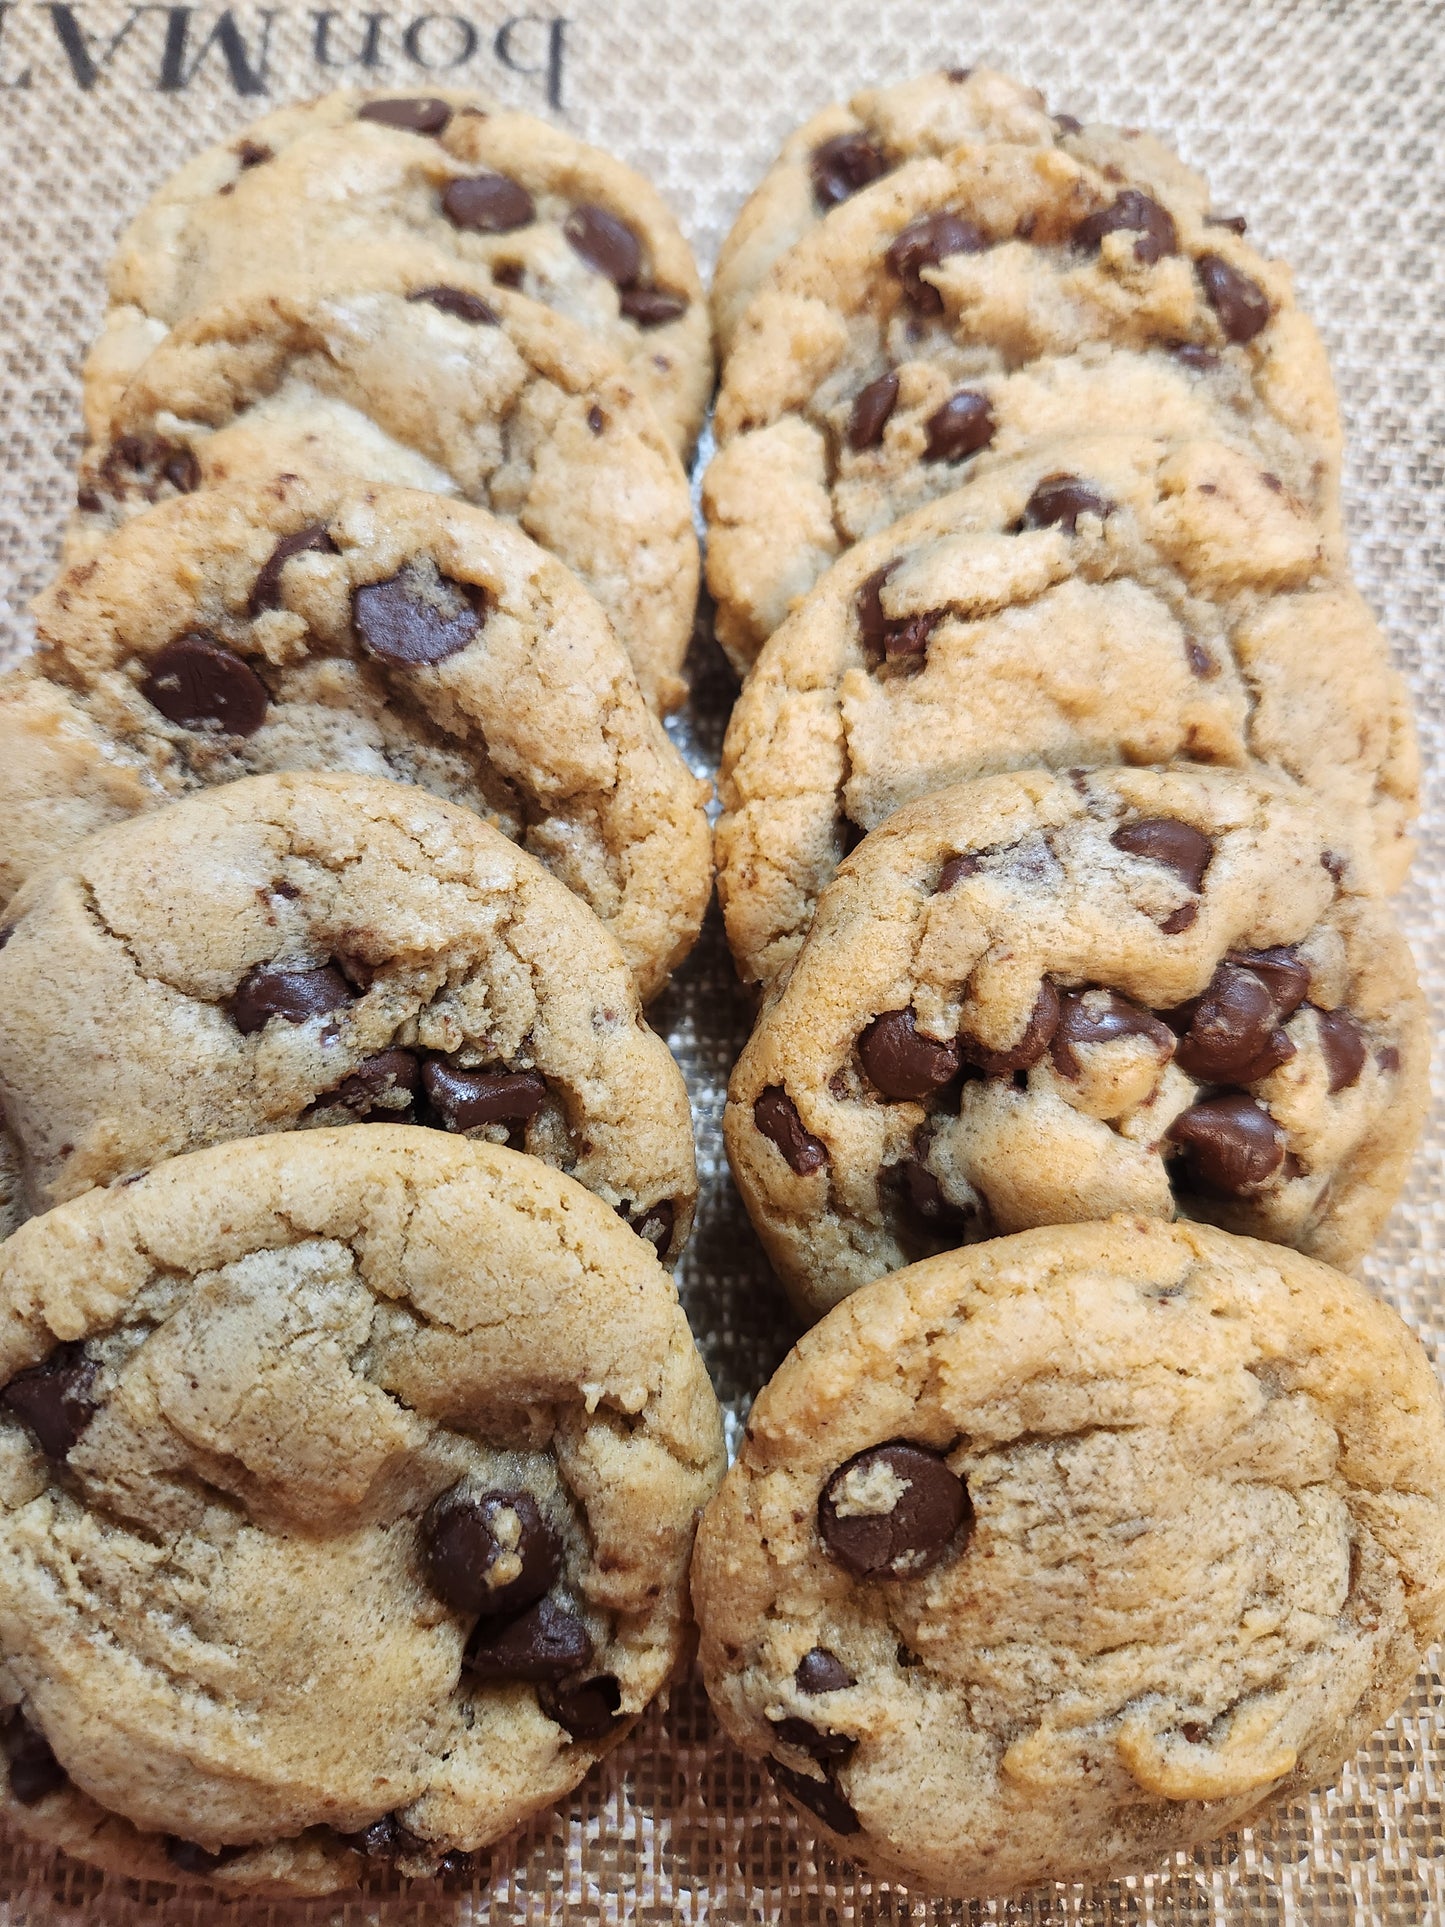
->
[422, 1485, 562, 1618]
[163, 446, 201, 493]
[767, 1759, 860, 1835]
[1072, 188, 1178, 264]
[1317, 1008, 1368, 1093]
[1111, 818, 1213, 892]
[936, 853, 981, 892]
[855, 562, 941, 663]
[353, 569, 483, 666]
[443, 172, 535, 233]
[230, 962, 353, 1034]
[564, 204, 642, 286]
[818, 1442, 970, 1580]
[538, 1671, 623, 1739]
[848, 371, 900, 450]
[627, 1199, 675, 1255]
[811, 132, 887, 210]
[1196, 252, 1271, 343]
[340, 1813, 425, 1860]
[619, 285, 688, 325]
[1228, 947, 1310, 1018]
[358, 96, 451, 135]
[4, 1716, 66, 1805]
[1051, 990, 1175, 1078]
[1, 1342, 100, 1461]
[903, 1157, 974, 1228]
[165, 1839, 245, 1876]
[858, 1009, 960, 1101]
[1169, 1094, 1286, 1195]
[795, 1648, 855, 1694]
[421, 1061, 547, 1131]
[1174, 963, 1285, 1081]
[924, 389, 995, 462]
[408, 285, 500, 324]
[958, 981, 1061, 1079]
[769, 1716, 856, 1765]
[249, 522, 339, 614]
[332, 1048, 421, 1117]
[754, 1087, 827, 1175]
[1020, 474, 1114, 533]
[885, 210, 985, 312]
[141, 634, 269, 736]
[464, 1597, 594, 1681]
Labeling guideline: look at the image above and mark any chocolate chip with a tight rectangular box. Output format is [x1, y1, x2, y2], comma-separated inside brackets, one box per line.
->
[3, 1716, 66, 1805]
[235, 139, 272, 168]
[358, 96, 451, 135]
[1111, 818, 1213, 892]
[903, 1156, 975, 1228]
[847, 371, 900, 450]
[924, 390, 995, 462]
[230, 962, 353, 1034]
[353, 569, 483, 666]
[818, 1442, 970, 1580]
[421, 1061, 547, 1131]
[1072, 188, 1178, 264]
[464, 1597, 594, 1681]
[1228, 947, 1310, 1019]
[936, 853, 981, 891]
[754, 1086, 827, 1175]
[1172, 342, 1221, 372]
[339, 1813, 425, 1860]
[1020, 474, 1114, 533]
[1196, 252, 1271, 343]
[855, 562, 941, 663]
[1377, 1045, 1401, 1075]
[1207, 212, 1249, 235]
[422, 1485, 562, 1618]
[885, 211, 985, 312]
[795, 1648, 855, 1694]
[163, 446, 201, 493]
[811, 132, 887, 210]
[767, 1759, 860, 1835]
[141, 634, 269, 736]
[1174, 963, 1285, 1081]
[958, 981, 1061, 1079]
[619, 285, 688, 325]
[249, 522, 339, 614]
[538, 1672, 623, 1739]
[443, 172, 535, 233]
[165, 1839, 245, 1876]
[1317, 1008, 1368, 1093]
[769, 1716, 856, 1765]
[1181, 1721, 1209, 1744]
[1051, 990, 1175, 1078]
[946, 66, 973, 82]
[1169, 1094, 1285, 1195]
[1054, 112, 1083, 135]
[1321, 851, 1347, 883]
[563, 204, 641, 286]
[1186, 637, 1218, 677]
[1160, 903, 1198, 934]
[627, 1199, 675, 1255]
[587, 404, 605, 434]
[332, 1048, 421, 1117]
[492, 261, 525, 289]
[857, 1009, 960, 1101]
[1, 1342, 100, 1460]
[408, 285, 500, 324]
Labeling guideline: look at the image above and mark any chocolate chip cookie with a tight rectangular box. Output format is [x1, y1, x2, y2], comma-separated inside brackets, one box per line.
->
[0, 771, 696, 1258]
[707, 136, 1341, 667]
[716, 436, 1416, 989]
[725, 767, 1426, 1320]
[23, 475, 712, 1000]
[691, 1216, 1445, 1892]
[101, 89, 711, 459]
[0, 1127, 726, 1894]
[72, 258, 699, 712]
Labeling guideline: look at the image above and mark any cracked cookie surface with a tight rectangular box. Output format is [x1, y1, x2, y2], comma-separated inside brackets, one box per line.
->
[0, 1128, 725, 1895]
[692, 1216, 1445, 1892]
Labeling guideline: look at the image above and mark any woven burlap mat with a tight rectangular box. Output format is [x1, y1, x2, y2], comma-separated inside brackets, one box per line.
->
[1, 0, 1442, 1918]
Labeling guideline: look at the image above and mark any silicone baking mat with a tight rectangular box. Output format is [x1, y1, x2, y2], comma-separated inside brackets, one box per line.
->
[1, 0, 1442, 1917]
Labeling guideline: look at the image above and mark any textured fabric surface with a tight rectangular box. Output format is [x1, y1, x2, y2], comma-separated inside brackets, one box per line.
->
[0, 0, 1442, 1917]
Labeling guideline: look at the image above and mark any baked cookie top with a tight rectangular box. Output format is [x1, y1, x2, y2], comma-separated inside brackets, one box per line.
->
[716, 435, 1416, 990]
[26, 476, 712, 1000]
[0, 1129, 725, 1895]
[0, 771, 696, 1258]
[692, 1217, 1445, 1893]
[104, 89, 712, 459]
[724, 767, 1426, 1319]
[76, 257, 698, 712]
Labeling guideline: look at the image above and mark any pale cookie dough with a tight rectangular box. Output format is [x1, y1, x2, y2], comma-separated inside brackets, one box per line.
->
[0, 1129, 726, 1894]
[23, 475, 713, 1000]
[73, 258, 698, 711]
[707, 134, 1340, 667]
[716, 436, 1416, 990]
[100, 88, 711, 458]
[0, 772, 696, 1259]
[725, 768, 1427, 1321]
[692, 1217, 1445, 1892]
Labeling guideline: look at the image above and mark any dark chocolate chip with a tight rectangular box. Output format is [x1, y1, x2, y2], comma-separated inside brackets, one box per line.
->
[443, 172, 535, 233]
[4, 1716, 66, 1805]
[165, 1838, 245, 1876]
[235, 139, 272, 169]
[857, 1008, 960, 1102]
[1054, 112, 1083, 135]
[249, 522, 339, 614]
[1051, 990, 1175, 1078]
[339, 1813, 426, 1860]
[769, 1716, 856, 1765]
[1172, 342, 1221, 372]
[422, 1485, 562, 1618]
[958, 981, 1061, 1079]
[1111, 818, 1213, 892]
[587, 404, 605, 434]
[163, 446, 201, 493]
[408, 285, 500, 324]
[818, 1441, 970, 1580]
[795, 1648, 855, 1694]
[847, 371, 900, 450]
[627, 1199, 675, 1255]
[538, 1671, 623, 1739]
[353, 569, 483, 666]
[903, 1157, 975, 1228]
[936, 853, 981, 891]
[767, 1759, 860, 1835]
[754, 1086, 827, 1175]
[1020, 474, 1114, 533]
[230, 962, 353, 1034]
[885, 210, 985, 311]
[618, 285, 688, 325]
[563, 204, 642, 286]
[1181, 1720, 1209, 1744]
[358, 96, 451, 135]
[1227, 947, 1310, 1019]
[492, 261, 525, 289]
[1169, 1094, 1286, 1195]
[141, 634, 269, 736]
[1072, 188, 1178, 265]
[1174, 963, 1284, 1081]
[1186, 637, 1218, 677]
[855, 562, 941, 662]
[1317, 1008, 1368, 1093]
[1, 1342, 100, 1460]
[464, 1597, 594, 1681]
[421, 1061, 547, 1131]
[332, 1048, 421, 1117]
[1196, 252, 1271, 343]
[811, 132, 888, 210]
[1206, 212, 1249, 235]
[924, 389, 995, 462]
[1160, 902, 1198, 934]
